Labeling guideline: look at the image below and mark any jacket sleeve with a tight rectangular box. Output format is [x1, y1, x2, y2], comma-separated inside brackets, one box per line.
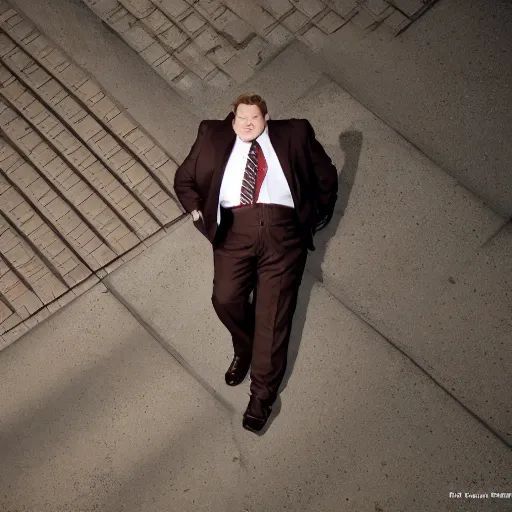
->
[305, 120, 338, 219]
[174, 121, 208, 213]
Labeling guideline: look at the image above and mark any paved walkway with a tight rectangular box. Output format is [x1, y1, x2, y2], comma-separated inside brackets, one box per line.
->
[0, 0, 510, 510]
[1, 221, 510, 511]
[0, 0, 185, 344]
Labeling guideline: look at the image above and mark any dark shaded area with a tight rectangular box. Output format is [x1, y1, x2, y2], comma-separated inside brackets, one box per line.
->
[269, 130, 363, 427]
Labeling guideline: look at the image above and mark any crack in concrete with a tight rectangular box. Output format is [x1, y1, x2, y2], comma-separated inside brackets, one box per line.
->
[479, 219, 511, 250]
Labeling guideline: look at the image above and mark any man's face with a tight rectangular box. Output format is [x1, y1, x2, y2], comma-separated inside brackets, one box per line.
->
[232, 104, 267, 142]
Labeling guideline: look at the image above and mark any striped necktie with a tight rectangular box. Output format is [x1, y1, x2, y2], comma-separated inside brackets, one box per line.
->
[240, 140, 267, 205]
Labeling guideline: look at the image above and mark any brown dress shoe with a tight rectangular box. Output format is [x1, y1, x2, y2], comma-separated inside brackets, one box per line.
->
[242, 395, 272, 432]
[225, 355, 251, 386]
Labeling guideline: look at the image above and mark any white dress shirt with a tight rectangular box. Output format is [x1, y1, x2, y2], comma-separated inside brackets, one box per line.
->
[216, 126, 294, 224]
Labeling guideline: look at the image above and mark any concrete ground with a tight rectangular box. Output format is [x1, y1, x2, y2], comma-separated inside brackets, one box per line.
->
[1, 221, 511, 511]
[0, 0, 511, 510]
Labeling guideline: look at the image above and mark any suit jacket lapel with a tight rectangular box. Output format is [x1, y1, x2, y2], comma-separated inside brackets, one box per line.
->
[212, 126, 236, 180]
[207, 115, 235, 219]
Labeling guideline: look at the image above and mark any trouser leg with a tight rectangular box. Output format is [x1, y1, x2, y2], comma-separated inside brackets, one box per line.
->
[250, 232, 307, 404]
[212, 234, 256, 358]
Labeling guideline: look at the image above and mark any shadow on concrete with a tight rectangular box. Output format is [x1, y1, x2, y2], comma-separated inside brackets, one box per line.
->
[0, 331, 239, 511]
[92, 407, 238, 512]
[278, 130, 363, 400]
[0, 336, 143, 490]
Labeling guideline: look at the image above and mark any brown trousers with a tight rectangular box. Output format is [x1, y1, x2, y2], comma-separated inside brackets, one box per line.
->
[212, 204, 307, 404]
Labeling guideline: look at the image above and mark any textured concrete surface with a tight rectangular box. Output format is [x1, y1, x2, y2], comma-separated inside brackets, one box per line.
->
[276, 76, 511, 443]
[0, 226, 510, 511]
[80, 0, 423, 98]
[94, 218, 512, 511]
[8, 0, 200, 161]
[403, 220, 512, 443]
[316, 0, 512, 217]
[0, 0, 185, 341]
[0, 284, 243, 512]
[0, 0, 511, 509]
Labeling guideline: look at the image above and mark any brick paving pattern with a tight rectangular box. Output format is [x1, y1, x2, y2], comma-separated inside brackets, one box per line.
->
[0, 1, 183, 345]
[0, 0, 440, 344]
[83, 0, 438, 95]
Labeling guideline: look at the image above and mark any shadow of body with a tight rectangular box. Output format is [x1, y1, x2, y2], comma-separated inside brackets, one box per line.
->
[277, 130, 363, 400]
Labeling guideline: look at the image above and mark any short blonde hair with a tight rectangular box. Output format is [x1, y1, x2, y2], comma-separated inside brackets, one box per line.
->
[232, 93, 268, 116]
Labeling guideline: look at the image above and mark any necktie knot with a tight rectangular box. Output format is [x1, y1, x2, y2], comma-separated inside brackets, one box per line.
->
[249, 140, 259, 155]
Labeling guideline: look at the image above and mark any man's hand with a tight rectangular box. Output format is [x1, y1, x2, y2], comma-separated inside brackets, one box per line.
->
[191, 210, 203, 222]
[314, 194, 337, 232]
[315, 208, 334, 232]
[191, 210, 208, 238]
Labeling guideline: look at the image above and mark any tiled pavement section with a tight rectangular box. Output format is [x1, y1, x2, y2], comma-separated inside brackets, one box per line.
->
[83, 0, 438, 97]
[0, 1, 185, 347]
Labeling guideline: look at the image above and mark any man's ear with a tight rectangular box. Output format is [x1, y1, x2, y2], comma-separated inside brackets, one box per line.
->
[265, 113, 270, 121]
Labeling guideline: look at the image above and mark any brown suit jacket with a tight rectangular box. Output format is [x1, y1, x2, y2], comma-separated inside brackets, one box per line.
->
[174, 112, 338, 251]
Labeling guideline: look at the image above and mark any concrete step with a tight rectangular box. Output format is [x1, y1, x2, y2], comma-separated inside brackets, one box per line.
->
[7, 0, 201, 163]
[0, 0, 186, 343]
[0, 29, 180, 226]
[0, 211, 70, 307]
[0, 102, 137, 259]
